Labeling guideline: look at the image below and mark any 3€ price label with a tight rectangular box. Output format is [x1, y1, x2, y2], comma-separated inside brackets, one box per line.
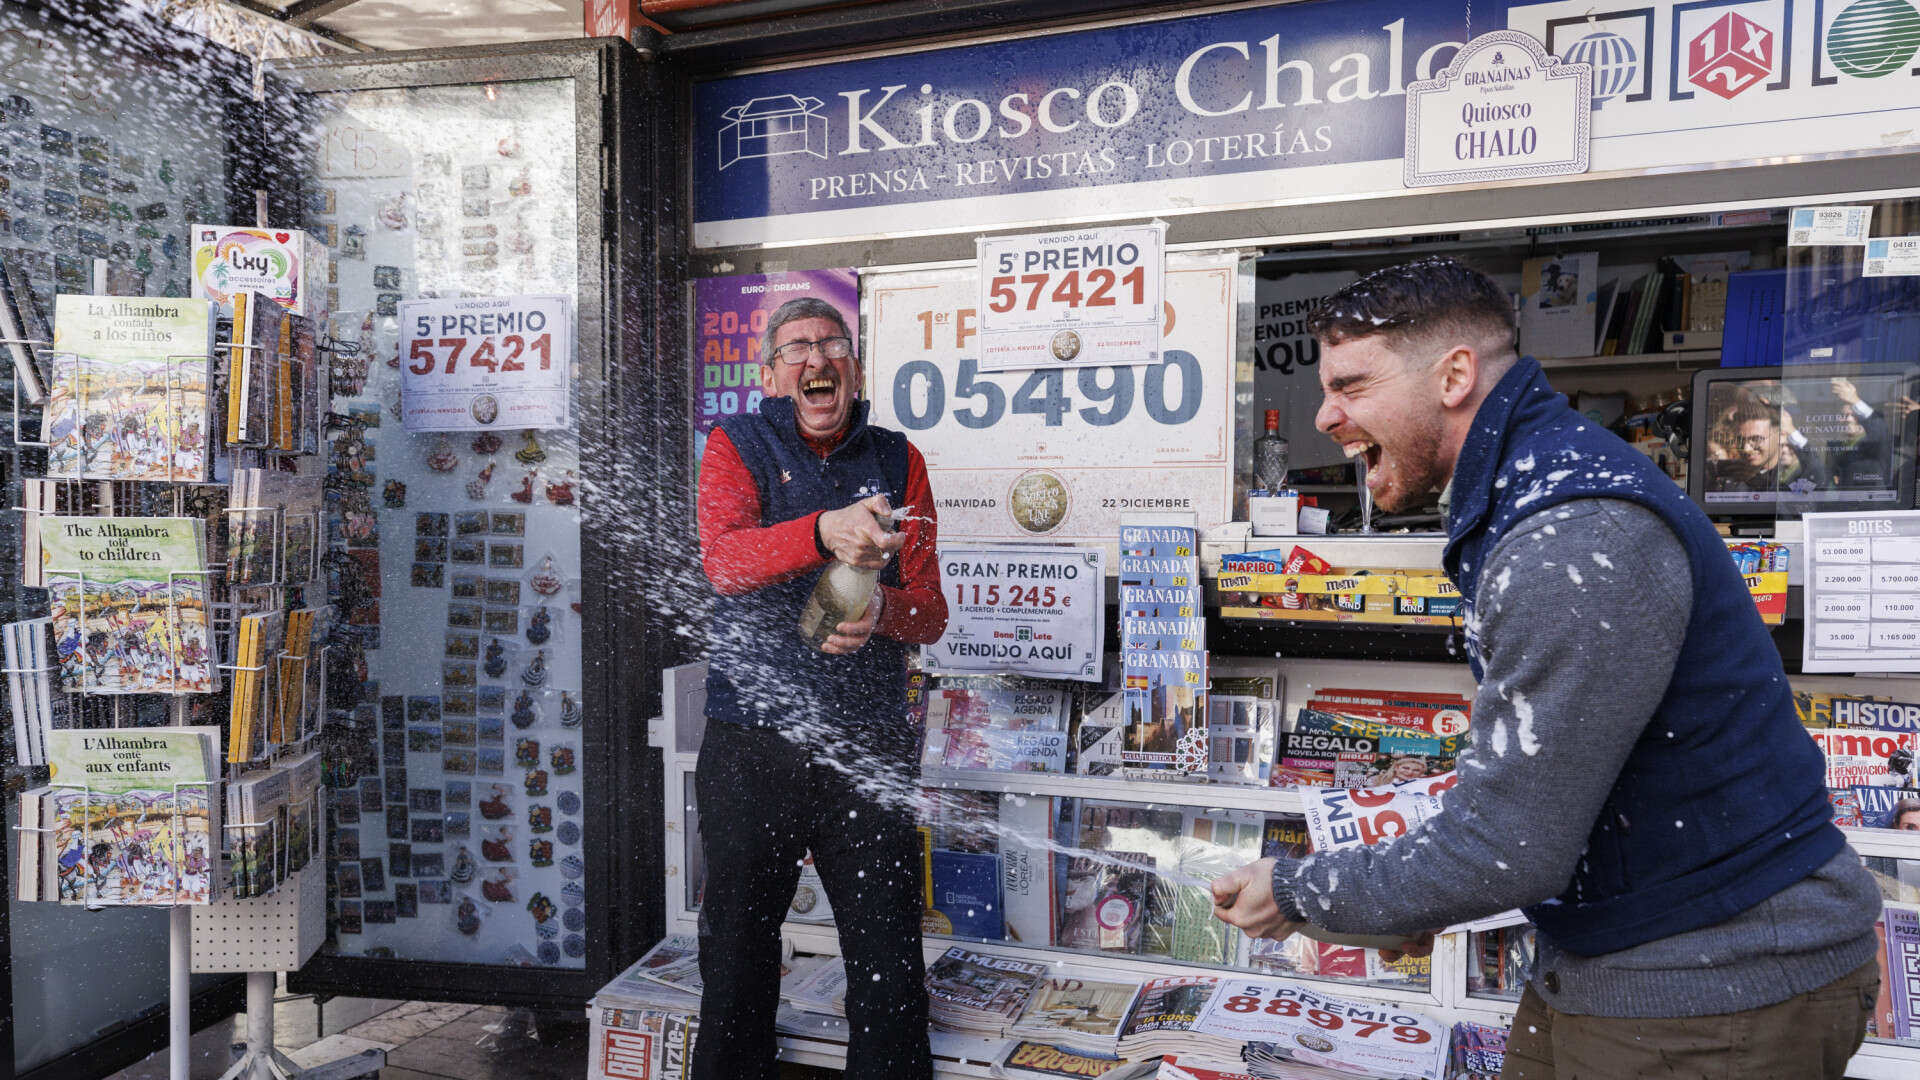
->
[398, 295, 572, 432]
[975, 222, 1164, 372]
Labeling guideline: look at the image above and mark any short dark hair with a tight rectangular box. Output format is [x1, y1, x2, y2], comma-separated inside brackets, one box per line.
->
[761, 297, 852, 366]
[1307, 257, 1516, 358]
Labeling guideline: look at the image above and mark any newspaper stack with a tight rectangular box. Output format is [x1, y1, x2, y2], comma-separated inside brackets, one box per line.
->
[780, 954, 848, 1017]
[1115, 975, 1241, 1064]
[922, 945, 1047, 1036]
[1157, 1054, 1362, 1079]
[1006, 976, 1143, 1057]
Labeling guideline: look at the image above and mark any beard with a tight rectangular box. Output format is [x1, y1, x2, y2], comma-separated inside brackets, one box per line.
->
[1372, 416, 1448, 513]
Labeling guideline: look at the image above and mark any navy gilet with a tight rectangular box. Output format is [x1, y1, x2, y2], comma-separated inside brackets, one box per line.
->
[1445, 357, 1840, 956]
[705, 397, 912, 733]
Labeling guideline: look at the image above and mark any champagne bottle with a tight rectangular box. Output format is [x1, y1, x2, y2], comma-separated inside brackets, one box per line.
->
[797, 503, 901, 650]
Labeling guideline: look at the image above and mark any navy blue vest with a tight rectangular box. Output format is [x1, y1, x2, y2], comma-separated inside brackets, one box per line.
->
[1446, 358, 1840, 956]
[705, 397, 912, 733]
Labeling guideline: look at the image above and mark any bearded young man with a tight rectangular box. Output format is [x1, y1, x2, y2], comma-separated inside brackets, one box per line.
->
[1211, 258, 1881, 1079]
[694, 296, 947, 1080]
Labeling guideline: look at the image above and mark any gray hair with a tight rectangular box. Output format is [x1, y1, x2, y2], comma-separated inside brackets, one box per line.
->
[761, 297, 853, 366]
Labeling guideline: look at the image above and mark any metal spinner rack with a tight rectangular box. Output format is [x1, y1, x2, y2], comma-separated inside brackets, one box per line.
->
[2, 272, 375, 1080]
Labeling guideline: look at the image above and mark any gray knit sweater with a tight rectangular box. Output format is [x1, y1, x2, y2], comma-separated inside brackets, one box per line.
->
[1275, 497, 1881, 1017]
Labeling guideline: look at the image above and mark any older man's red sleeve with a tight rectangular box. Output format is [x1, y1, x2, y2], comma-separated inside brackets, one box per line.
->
[876, 444, 949, 644]
[697, 428, 828, 596]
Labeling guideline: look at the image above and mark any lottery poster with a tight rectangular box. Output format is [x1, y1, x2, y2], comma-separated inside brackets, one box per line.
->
[692, 268, 859, 465]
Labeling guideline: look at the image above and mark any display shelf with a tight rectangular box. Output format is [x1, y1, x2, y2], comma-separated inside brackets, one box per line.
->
[1537, 349, 1720, 372]
[919, 766, 1306, 815]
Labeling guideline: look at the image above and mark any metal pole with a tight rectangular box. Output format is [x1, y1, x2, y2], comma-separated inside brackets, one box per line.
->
[170, 906, 192, 1080]
[246, 971, 276, 1080]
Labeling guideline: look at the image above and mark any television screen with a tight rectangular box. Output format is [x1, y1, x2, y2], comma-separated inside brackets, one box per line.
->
[1690, 363, 1920, 517]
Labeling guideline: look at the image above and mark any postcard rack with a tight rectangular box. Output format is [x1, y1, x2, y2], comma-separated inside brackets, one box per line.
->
[2, 267, 349, 1080]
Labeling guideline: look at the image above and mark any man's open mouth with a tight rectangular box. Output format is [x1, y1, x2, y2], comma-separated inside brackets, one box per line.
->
[802, 376, 836, 404]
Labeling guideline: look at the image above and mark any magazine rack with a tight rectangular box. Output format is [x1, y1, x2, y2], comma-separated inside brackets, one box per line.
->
[3, 334, 55, 449]
[6, 272, 348, 1080]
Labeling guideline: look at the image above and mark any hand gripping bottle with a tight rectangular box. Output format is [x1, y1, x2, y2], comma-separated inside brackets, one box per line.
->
[797, 501, 905, 650]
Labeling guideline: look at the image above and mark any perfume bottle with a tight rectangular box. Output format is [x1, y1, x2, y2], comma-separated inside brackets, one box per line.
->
[1252, 409, 1290, 494]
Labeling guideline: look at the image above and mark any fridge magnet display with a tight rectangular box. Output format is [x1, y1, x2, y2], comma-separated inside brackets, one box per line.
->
[484, 638, 511, 678]
[549, 744, 575, 775]
[339, 903, 364, 934]
[406, 727, 443, 753]
[479, 785, 512, 819]
[528, 556, 564, 597]
[445, 720, 476, 747]
[389, 843, 411, 877]
[471, 432, 503, 456]
[556, 821, 580, 847]
[377, 192, 410, 231]
[477, 748, 505, 775]
[334, 795, 361, 826]
[333, 830, 360, 859]
[455, 511, 489, 536]
[409, 788, 442, 813]
[409, 562, 443, 588]
[563, 935, 585, 959]
[445, 813, 470, 839]
[485, 579, 522, 606]
[415, 855, 446, 880]
[483, 872, 514, 904]
[477, 717, 504, 744]
[525, 608, 551, 644]
[477, 685, 506, 713]
[529, 839, 553, 868]
[445, 782, 471, 808]
[466, 462, 494, 499]
[415, 512, 449, 537]
[490, 512, 524, 537]
[510, 472, 537, 504]
[444, 689, 477, 716]
[420, 880, 451, 904]
[513, 431, 546, 464]
[481, 827, 513, 862]
[451, 574, 484, 600]
[451, 539, 485, 565]
[511, 691, 538, 729]
[558, 691, 580, 729]
[454, 897, 481, 935]
[544, 472, 575, 506]
[514, 739, 540, 768]
[528, 805, 552, 833]
[374, 265, 401, 289]
[451, 848, 477, 885]
[396, 883, 419, 918]
[556, 791, 581, 816]
[365, 901, 397, 925]
[483, 609, 519, 635]
[559, 854, 584, 881]
[520, 650, 548, 687]
[412, 816, 445, 843]
[442, 750, 475, 776]
[426, 436, 459, 472]
[385, 770, 410, 803]
[489, 543, 523, 569]
[447, 603, 481, 630]
[359, 778, 383, 812]
[416, 538, 449, 563]
[407, 696, 441, 725]
[524, 769, 548, 798]
[442, 661, 476, 689]
[445, 633, 478, 660]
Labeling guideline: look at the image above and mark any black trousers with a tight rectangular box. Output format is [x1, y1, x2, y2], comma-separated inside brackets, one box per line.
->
[692, 719, 932, 1080]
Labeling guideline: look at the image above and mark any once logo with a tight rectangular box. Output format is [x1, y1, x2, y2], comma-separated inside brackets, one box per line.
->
[1688, 12, 1775, 98]
[1827, 0, 1920, 78]
[1563, 31, 1640, 108]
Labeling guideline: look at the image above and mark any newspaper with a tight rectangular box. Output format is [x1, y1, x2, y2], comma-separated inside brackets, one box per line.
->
[1192, 980, 1448, 1080]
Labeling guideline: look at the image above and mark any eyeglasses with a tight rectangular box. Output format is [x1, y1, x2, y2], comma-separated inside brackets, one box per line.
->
[770, 336, 853, 365]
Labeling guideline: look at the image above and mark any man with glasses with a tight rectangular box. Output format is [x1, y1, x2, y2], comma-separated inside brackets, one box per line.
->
[694, 296, 947, 1080]
[1211, 258, 1880, 1079]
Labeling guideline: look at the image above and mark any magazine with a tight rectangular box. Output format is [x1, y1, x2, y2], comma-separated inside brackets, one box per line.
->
[926, 687, 1071, 773]
[1008, 977, 1143, 1053]
[631, 933, 705, 995]
[1810, 728, 1918, 789]
[46, 295, 216, 481]
[923, 945, 1048, 1033]
[996, 1039, 1126, 1078]
[45, 727, 222, 904]
[1115, 975, 1237, 1064]
[40, 516, 214, 694]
